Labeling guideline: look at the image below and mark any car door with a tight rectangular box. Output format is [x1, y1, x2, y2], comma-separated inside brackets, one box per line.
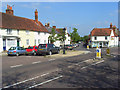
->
[52, 44, 57, 53]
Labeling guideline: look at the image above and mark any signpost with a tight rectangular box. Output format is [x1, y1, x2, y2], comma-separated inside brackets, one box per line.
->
[96, 47, 101, 58]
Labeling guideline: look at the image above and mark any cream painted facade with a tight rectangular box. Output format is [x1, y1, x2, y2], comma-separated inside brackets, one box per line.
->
[0, 28, 50, 52]
[19, 30, 35, 48]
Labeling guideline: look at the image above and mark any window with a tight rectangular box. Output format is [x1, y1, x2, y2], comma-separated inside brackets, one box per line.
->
[105, 36, 107, 40]
[38, 39, 40, 44]
[26, 30, 29, 34]
[34, 39, 36, 45]
[94, 37, 97, 40]
[17, 29, 19, 35]
[38, 32, 40, 35]
[26, 39, 29, 45]
[7, 29, 12, 34]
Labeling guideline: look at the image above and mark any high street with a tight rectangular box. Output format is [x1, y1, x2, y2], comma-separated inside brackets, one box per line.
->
[1, 43, 119, 89]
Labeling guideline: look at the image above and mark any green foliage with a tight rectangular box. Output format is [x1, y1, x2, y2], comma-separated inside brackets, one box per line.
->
[70, 28, 80, 43]
[48, 28, 57, 44]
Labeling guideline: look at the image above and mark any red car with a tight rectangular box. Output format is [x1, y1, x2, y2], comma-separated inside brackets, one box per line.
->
[26, 46, 38, 55]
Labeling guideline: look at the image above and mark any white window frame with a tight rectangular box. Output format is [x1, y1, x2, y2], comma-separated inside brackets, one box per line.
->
[26, 30, 29, 35]
[38, 39, 40, 44]
[26, 39, 29, 45]
[7, 29, 12, 34]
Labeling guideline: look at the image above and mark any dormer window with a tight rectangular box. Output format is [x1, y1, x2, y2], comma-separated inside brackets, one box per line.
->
[7, 29, 12, 34]
[26, 30, 29, 35]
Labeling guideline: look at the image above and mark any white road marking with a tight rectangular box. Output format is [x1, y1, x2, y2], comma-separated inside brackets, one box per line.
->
[10, 64, 23, 68]
[81, 60, 105, 70]
[3, 73, 49, 89]
[28, 75, 63, 89]
[32, 61, 41, 64]
[48, 59, 55, 61]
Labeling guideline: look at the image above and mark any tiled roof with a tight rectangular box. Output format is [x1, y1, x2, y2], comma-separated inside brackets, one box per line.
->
[0, 12, 48, 32]
[91, 28, 118, 36]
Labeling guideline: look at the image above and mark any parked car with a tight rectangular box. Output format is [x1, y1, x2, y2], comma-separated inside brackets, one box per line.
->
[7, 47, 26, 56]
[26, 46, 38, 55]
[72, 44, 77, 48]
[64, 44, 74, 50]
[37, 44, 60, 55]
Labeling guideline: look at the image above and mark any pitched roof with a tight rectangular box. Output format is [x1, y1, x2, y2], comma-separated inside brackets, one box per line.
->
[0, 12, 48, 32]
[91, 28, 111, 36]
[90, 28, 118, 37]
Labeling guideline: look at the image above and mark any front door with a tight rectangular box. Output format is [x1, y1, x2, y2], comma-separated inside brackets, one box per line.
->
[17, 40, 20, 47]
[3, 39, 6, 51]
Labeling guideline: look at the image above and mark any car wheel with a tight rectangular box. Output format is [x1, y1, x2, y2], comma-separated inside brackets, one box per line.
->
[49, 51, 52, 55]
[8, 54, 10, 56]
[16, 53, 19, 56]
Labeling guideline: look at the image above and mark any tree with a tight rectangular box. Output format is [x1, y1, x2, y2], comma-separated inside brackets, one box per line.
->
[48, 28, 57, 44]
[56, 28, 66, 44]
[70, 28, 80, 43]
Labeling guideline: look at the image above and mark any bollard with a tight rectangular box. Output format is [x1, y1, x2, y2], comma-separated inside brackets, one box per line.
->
[96, 48, 101, 58]
[87, 45, 89, 49]
[106, 48, 110, 55]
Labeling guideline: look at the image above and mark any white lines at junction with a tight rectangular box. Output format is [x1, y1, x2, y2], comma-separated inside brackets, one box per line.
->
[10, 64, 23, 68]
[27, 75, 63, 89]
[48, 59, 55, 61]
[3, 73, 50, 89]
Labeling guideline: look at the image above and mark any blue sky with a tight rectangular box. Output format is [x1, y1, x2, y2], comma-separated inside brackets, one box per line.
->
[2, 2, 118, 36]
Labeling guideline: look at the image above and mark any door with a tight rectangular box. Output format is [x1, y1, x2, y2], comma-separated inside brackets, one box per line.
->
[17, 40, 20, 47]
[3, 39, 6, 51]
[100, 42, 102, 48]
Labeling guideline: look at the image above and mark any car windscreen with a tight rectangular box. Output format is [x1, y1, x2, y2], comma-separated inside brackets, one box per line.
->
[28, 47, 33, 49]
[38, 44, 46, 48]
[9, 47, 16, 50]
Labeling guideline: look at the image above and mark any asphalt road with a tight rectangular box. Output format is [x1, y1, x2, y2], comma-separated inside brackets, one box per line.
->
[1, 44, 120, 89]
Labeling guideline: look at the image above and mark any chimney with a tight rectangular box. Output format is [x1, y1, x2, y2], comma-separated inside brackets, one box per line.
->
[110, 23, 112, 29]
[53, 26, 56, 29]
[6, 5, 13, 15]
[47, 23, 50, 27]
[35, 9, 38, 23]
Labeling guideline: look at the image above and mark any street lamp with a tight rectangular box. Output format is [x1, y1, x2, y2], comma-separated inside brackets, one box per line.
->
[63, 28, 66, 54]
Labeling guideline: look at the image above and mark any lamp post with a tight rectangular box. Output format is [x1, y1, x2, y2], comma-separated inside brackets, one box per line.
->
[63, 28, 66, 54]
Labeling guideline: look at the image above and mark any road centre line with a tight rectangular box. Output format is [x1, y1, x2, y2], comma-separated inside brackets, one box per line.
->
[3, 73, 49, 89]
[10, 64, 23, 68]
[32, 61, 41, 64]
[27, 75, 63, 89]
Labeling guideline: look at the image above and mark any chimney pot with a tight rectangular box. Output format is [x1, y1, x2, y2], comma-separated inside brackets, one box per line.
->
[6, 5, 13, 15]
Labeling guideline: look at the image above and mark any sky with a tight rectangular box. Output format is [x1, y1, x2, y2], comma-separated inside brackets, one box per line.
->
[1, 1, 119, 36]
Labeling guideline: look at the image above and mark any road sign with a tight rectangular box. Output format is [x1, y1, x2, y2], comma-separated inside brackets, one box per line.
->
[96, 48, 101, 58]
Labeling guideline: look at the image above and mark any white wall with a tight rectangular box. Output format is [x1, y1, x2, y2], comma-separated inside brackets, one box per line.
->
[34, 31, 50, 45]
